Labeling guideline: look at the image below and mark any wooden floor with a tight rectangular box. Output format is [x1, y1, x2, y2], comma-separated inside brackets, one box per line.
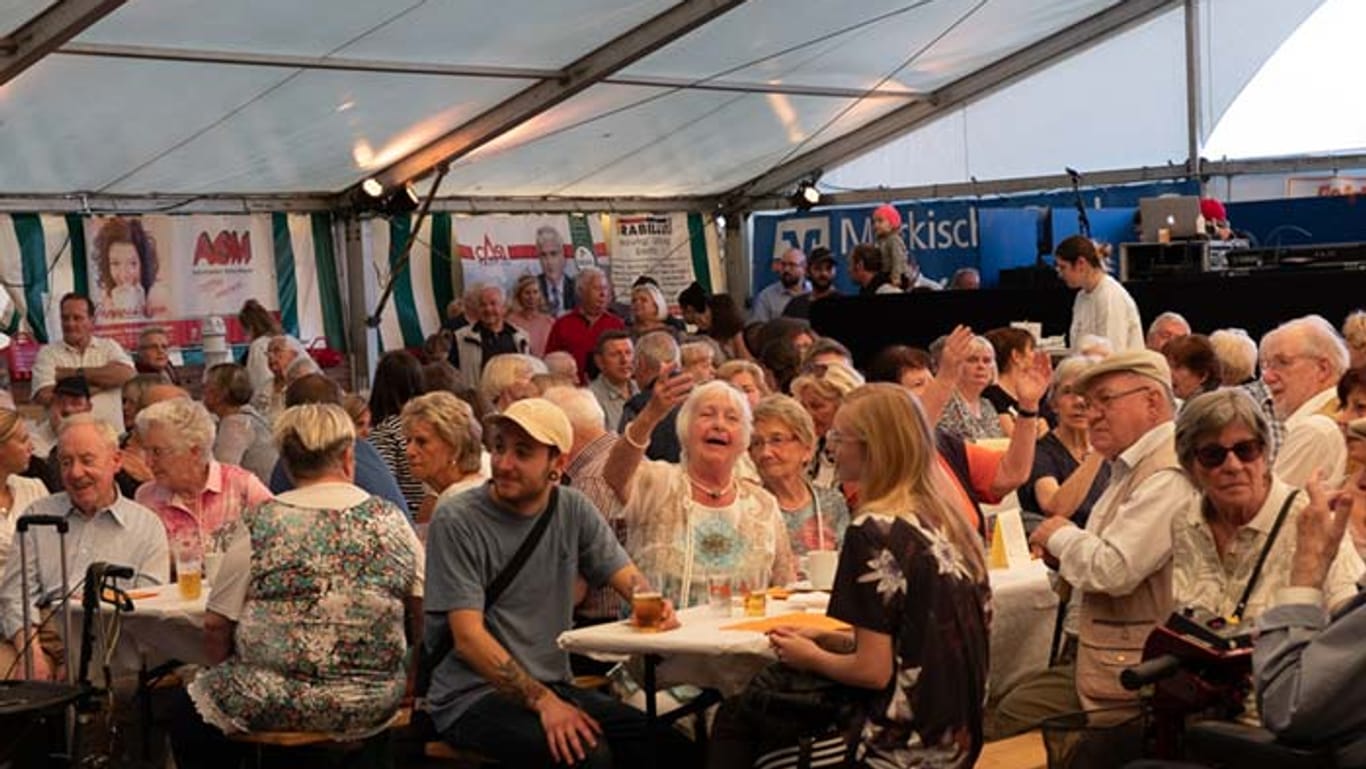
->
[978, 731, 1047, 769]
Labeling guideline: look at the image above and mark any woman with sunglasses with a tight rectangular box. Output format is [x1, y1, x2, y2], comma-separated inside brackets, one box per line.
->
[1171, 390, 1363, 631]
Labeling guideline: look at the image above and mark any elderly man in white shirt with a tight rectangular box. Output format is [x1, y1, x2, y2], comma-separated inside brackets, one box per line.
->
[0, 415, 168, 680]
[31, 293, 135, 430]
[1054, 235, 1144, 353]
[1260, 315, 1349, 487]
[987, 350, 1197, 739]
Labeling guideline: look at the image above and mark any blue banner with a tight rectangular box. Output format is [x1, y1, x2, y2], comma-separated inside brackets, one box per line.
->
[751, 180, 1196, 294]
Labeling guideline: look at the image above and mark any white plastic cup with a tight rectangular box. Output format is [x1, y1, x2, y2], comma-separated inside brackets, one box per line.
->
[807, 550, 838, 591]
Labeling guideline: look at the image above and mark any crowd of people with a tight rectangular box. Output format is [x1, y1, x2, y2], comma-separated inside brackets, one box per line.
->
[0, 224, 1364, 769]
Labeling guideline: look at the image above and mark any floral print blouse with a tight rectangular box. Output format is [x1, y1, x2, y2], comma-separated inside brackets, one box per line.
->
[189, 490, 420, 738]
[827, 512, 992, 769]
[936, 392, 1006, 442]
[624, 461, 796, 608]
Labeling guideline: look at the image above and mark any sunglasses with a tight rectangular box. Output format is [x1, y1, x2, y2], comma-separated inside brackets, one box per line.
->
[1193, 439, 1264, 469]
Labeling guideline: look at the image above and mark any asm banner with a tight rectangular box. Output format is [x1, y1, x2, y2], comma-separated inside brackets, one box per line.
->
[0, 212, 343, 352]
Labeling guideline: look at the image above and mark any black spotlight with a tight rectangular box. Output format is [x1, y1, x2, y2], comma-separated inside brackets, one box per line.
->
[791, 180, 822, 211]
[382, 182, 420, 216]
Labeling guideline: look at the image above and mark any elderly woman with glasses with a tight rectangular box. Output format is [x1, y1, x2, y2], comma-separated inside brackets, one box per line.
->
[1018, 356, 1112, 532]
[607, 375, 795, 607]
[749, 395, 850, 564]
[134, 397, 272, 564]
[1172, 390, 1363, 625]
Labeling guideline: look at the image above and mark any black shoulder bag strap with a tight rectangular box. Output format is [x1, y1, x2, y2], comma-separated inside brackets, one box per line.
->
[485, 486, 560, 609]
[416, 487, 560, 707]
[1232, 489, 1299, 622]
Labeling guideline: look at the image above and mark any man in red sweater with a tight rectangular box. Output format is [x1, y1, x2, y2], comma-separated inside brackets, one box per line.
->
[545, 266, 624, 384]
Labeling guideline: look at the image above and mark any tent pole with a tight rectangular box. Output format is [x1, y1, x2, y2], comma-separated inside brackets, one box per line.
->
[342, 216, 374, 392]
[1184, 0, 1203, 186]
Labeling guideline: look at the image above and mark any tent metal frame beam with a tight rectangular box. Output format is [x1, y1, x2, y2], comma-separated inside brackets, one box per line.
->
[370, 0, 748, 190]
[1, 155, 1362, 216]
[745, 153, 1366, 212]
[57, 42, 917, 101]
[0, 0, 125, 85]
[746, 164, 1197, 211]
[723, 0, 1182, 206]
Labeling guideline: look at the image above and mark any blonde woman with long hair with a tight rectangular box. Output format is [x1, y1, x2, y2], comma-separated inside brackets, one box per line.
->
[709, 384, 990, 769]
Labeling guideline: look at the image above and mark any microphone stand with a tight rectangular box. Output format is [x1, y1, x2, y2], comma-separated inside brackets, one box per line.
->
[1066, 167, 1090, 238]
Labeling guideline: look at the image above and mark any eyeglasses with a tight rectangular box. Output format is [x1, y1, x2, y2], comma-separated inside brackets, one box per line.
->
[825, 429, 862, 446]
[1085, 385, 1151, 412]
[750, 433, 801, 451]
[1193, 439, 1265, 469]
[1260, 354, 1312, 372]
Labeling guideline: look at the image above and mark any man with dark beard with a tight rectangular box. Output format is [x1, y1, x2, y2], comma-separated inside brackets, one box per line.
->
[424, 398, 698, 768]
[782, 247, 840, 320]
[751, 246, 808, 322]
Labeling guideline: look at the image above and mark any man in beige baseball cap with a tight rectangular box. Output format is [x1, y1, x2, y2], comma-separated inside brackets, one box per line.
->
[423, 397, 696, 768]
[991, 348, 1198, 738]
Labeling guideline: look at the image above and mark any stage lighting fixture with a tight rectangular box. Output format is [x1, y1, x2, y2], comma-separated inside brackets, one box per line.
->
[361, 177, 384, 198]
[791, 180, 822, 210]
[383, 182, 420, 215]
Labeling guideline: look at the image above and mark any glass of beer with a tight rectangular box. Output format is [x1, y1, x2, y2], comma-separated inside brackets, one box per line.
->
[631, 585, 665, 632]
[175, 551, 203, 601]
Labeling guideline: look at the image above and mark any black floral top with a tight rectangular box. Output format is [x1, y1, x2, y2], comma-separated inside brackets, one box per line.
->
[827, 513, 992, 769]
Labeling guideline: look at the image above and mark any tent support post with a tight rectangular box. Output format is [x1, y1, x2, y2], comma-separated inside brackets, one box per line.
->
[1184, 0, 1203, 185]
[342, 216, 375, 392]
[724, 211, 749, 301]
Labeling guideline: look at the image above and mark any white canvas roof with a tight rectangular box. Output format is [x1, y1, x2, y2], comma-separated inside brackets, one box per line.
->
[0, 0, 1350, 207]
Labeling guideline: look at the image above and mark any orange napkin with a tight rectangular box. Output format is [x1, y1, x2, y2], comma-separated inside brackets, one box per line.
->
[722, 612, 850, 633]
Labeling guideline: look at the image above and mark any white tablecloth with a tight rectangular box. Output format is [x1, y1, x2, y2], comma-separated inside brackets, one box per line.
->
[83, 582, 211, 674]
[987, 560, 1059, 702]
[559, 561, 1058, 700]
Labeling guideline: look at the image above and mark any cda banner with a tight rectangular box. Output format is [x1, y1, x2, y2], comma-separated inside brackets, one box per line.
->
[366, 211, 721, 353]
[455, 213, 609, 299]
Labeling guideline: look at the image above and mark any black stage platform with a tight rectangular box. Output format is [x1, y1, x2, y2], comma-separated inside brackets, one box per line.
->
[810, 267, 1366, 367]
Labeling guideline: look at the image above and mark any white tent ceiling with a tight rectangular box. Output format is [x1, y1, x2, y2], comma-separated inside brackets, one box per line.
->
[0, 0, 1343, 206]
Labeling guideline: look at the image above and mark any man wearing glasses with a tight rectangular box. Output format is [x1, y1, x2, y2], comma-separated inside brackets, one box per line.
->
[134, 326, 178, 383]
[988, 350, 1197, 739]
[750, 247, 808, 323]
[1259, 315, 1349, 487]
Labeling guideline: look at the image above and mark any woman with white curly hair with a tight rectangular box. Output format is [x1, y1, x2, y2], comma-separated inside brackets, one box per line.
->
[134, 397, 272, 564]
[607, 374, 795, 607]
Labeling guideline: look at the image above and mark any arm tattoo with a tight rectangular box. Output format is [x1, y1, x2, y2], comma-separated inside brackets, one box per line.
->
[493, 656, 550, 708]
[819, 632, 856, 654]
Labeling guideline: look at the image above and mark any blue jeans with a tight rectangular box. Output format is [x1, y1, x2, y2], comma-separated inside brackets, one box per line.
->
[443, 682, 697, 769]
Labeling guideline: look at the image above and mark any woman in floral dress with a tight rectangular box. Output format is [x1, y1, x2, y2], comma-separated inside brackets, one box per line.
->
[172, 404, 421, 767]
[709, 384, 991, 769]
[607, 377, 795, 608]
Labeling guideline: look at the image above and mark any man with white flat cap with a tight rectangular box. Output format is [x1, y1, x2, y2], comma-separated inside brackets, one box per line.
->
[988, 350, 1197, 738]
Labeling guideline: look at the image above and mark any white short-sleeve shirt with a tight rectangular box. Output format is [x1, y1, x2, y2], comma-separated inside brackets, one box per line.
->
[31, 336, 133, 428]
